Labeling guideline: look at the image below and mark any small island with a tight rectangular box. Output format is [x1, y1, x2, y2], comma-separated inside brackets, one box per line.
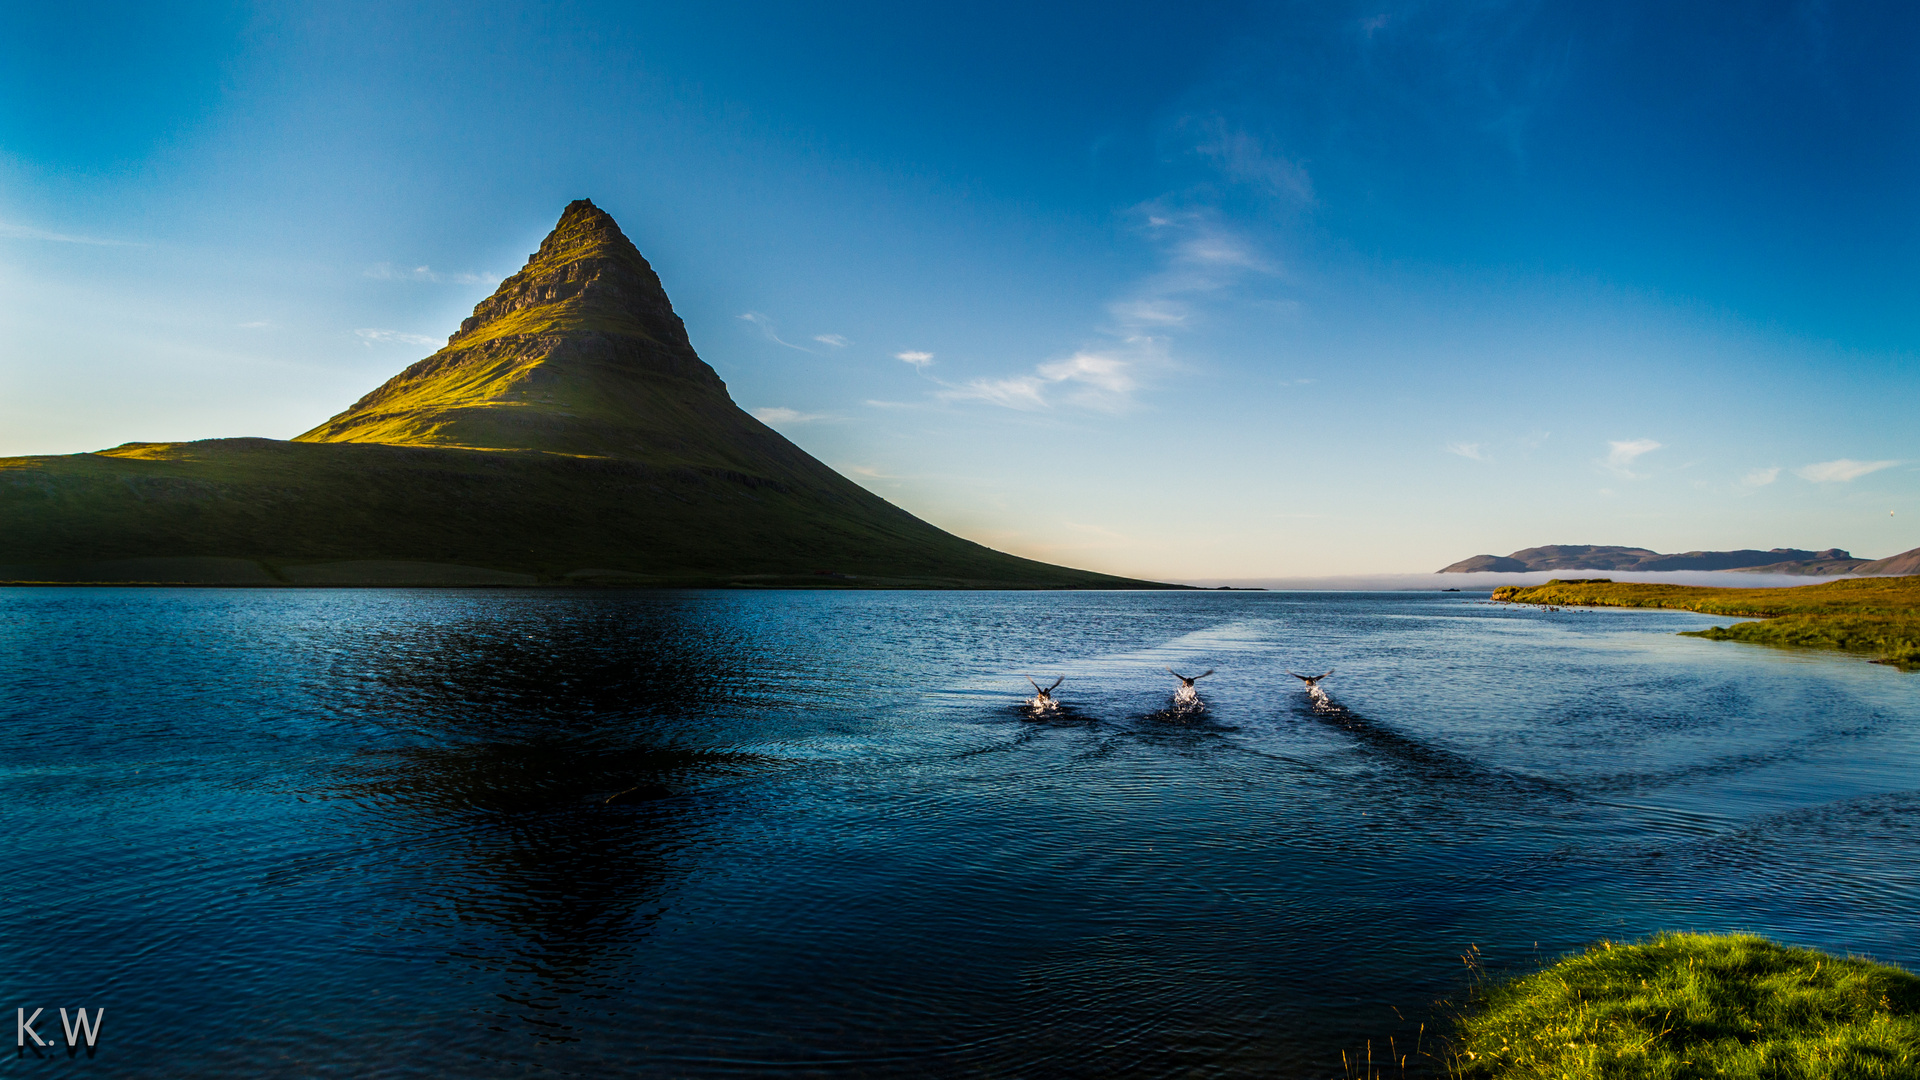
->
[1493, 576, 1920, 667]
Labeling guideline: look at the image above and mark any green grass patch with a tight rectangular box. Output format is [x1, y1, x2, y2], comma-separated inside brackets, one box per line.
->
[1491, 577, 1920, 667]
[1449, 933, 1920, 1079]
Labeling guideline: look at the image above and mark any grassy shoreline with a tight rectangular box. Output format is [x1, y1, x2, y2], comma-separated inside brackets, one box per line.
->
[1491, 576, 1920, 667]
[1448, 933, 1920, 1078]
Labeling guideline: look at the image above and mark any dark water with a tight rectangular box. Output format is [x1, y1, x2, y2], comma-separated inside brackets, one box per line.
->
[5, 588, 1918, 1077]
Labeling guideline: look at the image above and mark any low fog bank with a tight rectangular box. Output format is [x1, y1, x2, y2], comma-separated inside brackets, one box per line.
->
[1181, 571, 1859, 591]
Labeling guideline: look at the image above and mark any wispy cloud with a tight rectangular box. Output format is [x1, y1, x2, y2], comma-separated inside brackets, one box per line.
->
[738, 312, 815, 352]
[752, 406, 828, 424]
[940, 375, 1048, 410]
[1742, 466, 1781, 487]
[813, 334, 851, 347]
[364, 263, 490, 285]
[1104, 208, 1280, 336]
[938, 340, 1154, 414]
[1107, 298, 1189, 326]
[1174, 231, 1274, 272]
[0, 221, 140, 246]
[934, 209, 1267, 417]
[1795, 458, 1898, 483]
[1446, 441, 1488, 461]
[1191, 119, 1315, 204]
[1603, 438, 1663, 477]
[896, 350, 935, 369]
[237, 320, 273, 329]
[356, 328, 440, 348]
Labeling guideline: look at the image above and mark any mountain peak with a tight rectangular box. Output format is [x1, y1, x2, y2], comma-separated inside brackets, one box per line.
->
[298, 200, 732, 456]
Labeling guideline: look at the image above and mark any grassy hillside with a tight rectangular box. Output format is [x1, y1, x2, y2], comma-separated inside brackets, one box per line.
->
[0, 438, 1158, 588]
[1450, 933, 1920, 1079]
[1492, 577, 1920, 666]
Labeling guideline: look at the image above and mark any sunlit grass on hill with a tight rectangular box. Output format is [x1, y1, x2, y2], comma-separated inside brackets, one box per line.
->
[1491, 577, 1920, 667]
[1448, 933, 1920, 1079]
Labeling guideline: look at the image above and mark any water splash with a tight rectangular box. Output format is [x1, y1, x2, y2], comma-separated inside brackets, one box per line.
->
[1024, 676, 1064, 715]
[1291, 670, 1334, 711]
[1165, 667, 1215, 714]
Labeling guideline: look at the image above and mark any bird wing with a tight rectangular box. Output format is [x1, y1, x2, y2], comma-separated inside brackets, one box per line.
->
[1318, 669, 1334, 680]
[1195, 669, 1215, 680]
[1166, 667, 1187, 681]
[1047, 677, 1064, 693]
[1028, 676, 1042, 692]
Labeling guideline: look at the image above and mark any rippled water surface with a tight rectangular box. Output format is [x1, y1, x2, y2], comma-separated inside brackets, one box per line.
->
[5, 588, 1919, 1077]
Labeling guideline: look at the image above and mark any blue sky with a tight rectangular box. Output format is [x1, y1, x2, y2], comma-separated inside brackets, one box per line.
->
[2, 0, 1916, 577]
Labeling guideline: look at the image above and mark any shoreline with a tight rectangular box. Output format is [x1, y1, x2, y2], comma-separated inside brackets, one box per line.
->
[1492, 576, 1920, 667]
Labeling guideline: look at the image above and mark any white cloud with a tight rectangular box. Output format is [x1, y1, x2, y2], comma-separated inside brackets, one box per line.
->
[1037, 352, 1136, 395]
[1446, 441, 1488, 461]
[813, 334, 851, 347]
[752, 406, 827, 424]
[896, 350, 935, 368]
[364, 263, 489, 285]
[1603, 438, 1663, 476]
[0, 221, 139, 246]
[237, 320, 273, 329]
[1795, 458, 1898, 483]
[1742, 466, 1781, 487]
[939, 340, 1156, 414]
[737, 312, 815, 352]
[356, 328, 441, 348]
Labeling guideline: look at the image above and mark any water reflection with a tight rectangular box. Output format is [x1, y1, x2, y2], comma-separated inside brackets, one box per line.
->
[304, 594, 798, 1043]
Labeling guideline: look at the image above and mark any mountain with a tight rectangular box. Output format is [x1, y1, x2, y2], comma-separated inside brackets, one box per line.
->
[1851, 546, 1920, 576]
[0, 201, 1169, 589]
[1439, 544, 1872, 575]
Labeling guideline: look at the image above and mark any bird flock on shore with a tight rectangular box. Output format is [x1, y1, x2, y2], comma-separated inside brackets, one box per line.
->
[1021, 667, 1335, 716]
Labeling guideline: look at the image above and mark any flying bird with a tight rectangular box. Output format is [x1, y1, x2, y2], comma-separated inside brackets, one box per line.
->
[1290, 670, 1333, 688]
[1167, 667, 1214, 707]
[1167, 667, 1215, 689]
[1027, 676, 1064, 710]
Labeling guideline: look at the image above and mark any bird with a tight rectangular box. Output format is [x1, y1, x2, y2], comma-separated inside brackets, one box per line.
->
[1167, 667, 1214, 706]
[1027, 676, 1064, 711]
[1291, 669, 1334, 707]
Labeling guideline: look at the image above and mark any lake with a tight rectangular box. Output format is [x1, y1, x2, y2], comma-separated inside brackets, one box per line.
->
[5, 588, 1918, 1077]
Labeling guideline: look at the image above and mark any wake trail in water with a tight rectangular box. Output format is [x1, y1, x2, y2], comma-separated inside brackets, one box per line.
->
[1299, 686, 1566, 801]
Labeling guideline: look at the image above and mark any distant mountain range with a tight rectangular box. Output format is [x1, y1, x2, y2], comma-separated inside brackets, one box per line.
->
[1440, 544, 1920, 576]
[0, 201, 1168, 589]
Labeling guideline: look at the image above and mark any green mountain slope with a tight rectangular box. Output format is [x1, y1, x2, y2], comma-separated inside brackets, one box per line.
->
[0, 202, 1168, 589]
